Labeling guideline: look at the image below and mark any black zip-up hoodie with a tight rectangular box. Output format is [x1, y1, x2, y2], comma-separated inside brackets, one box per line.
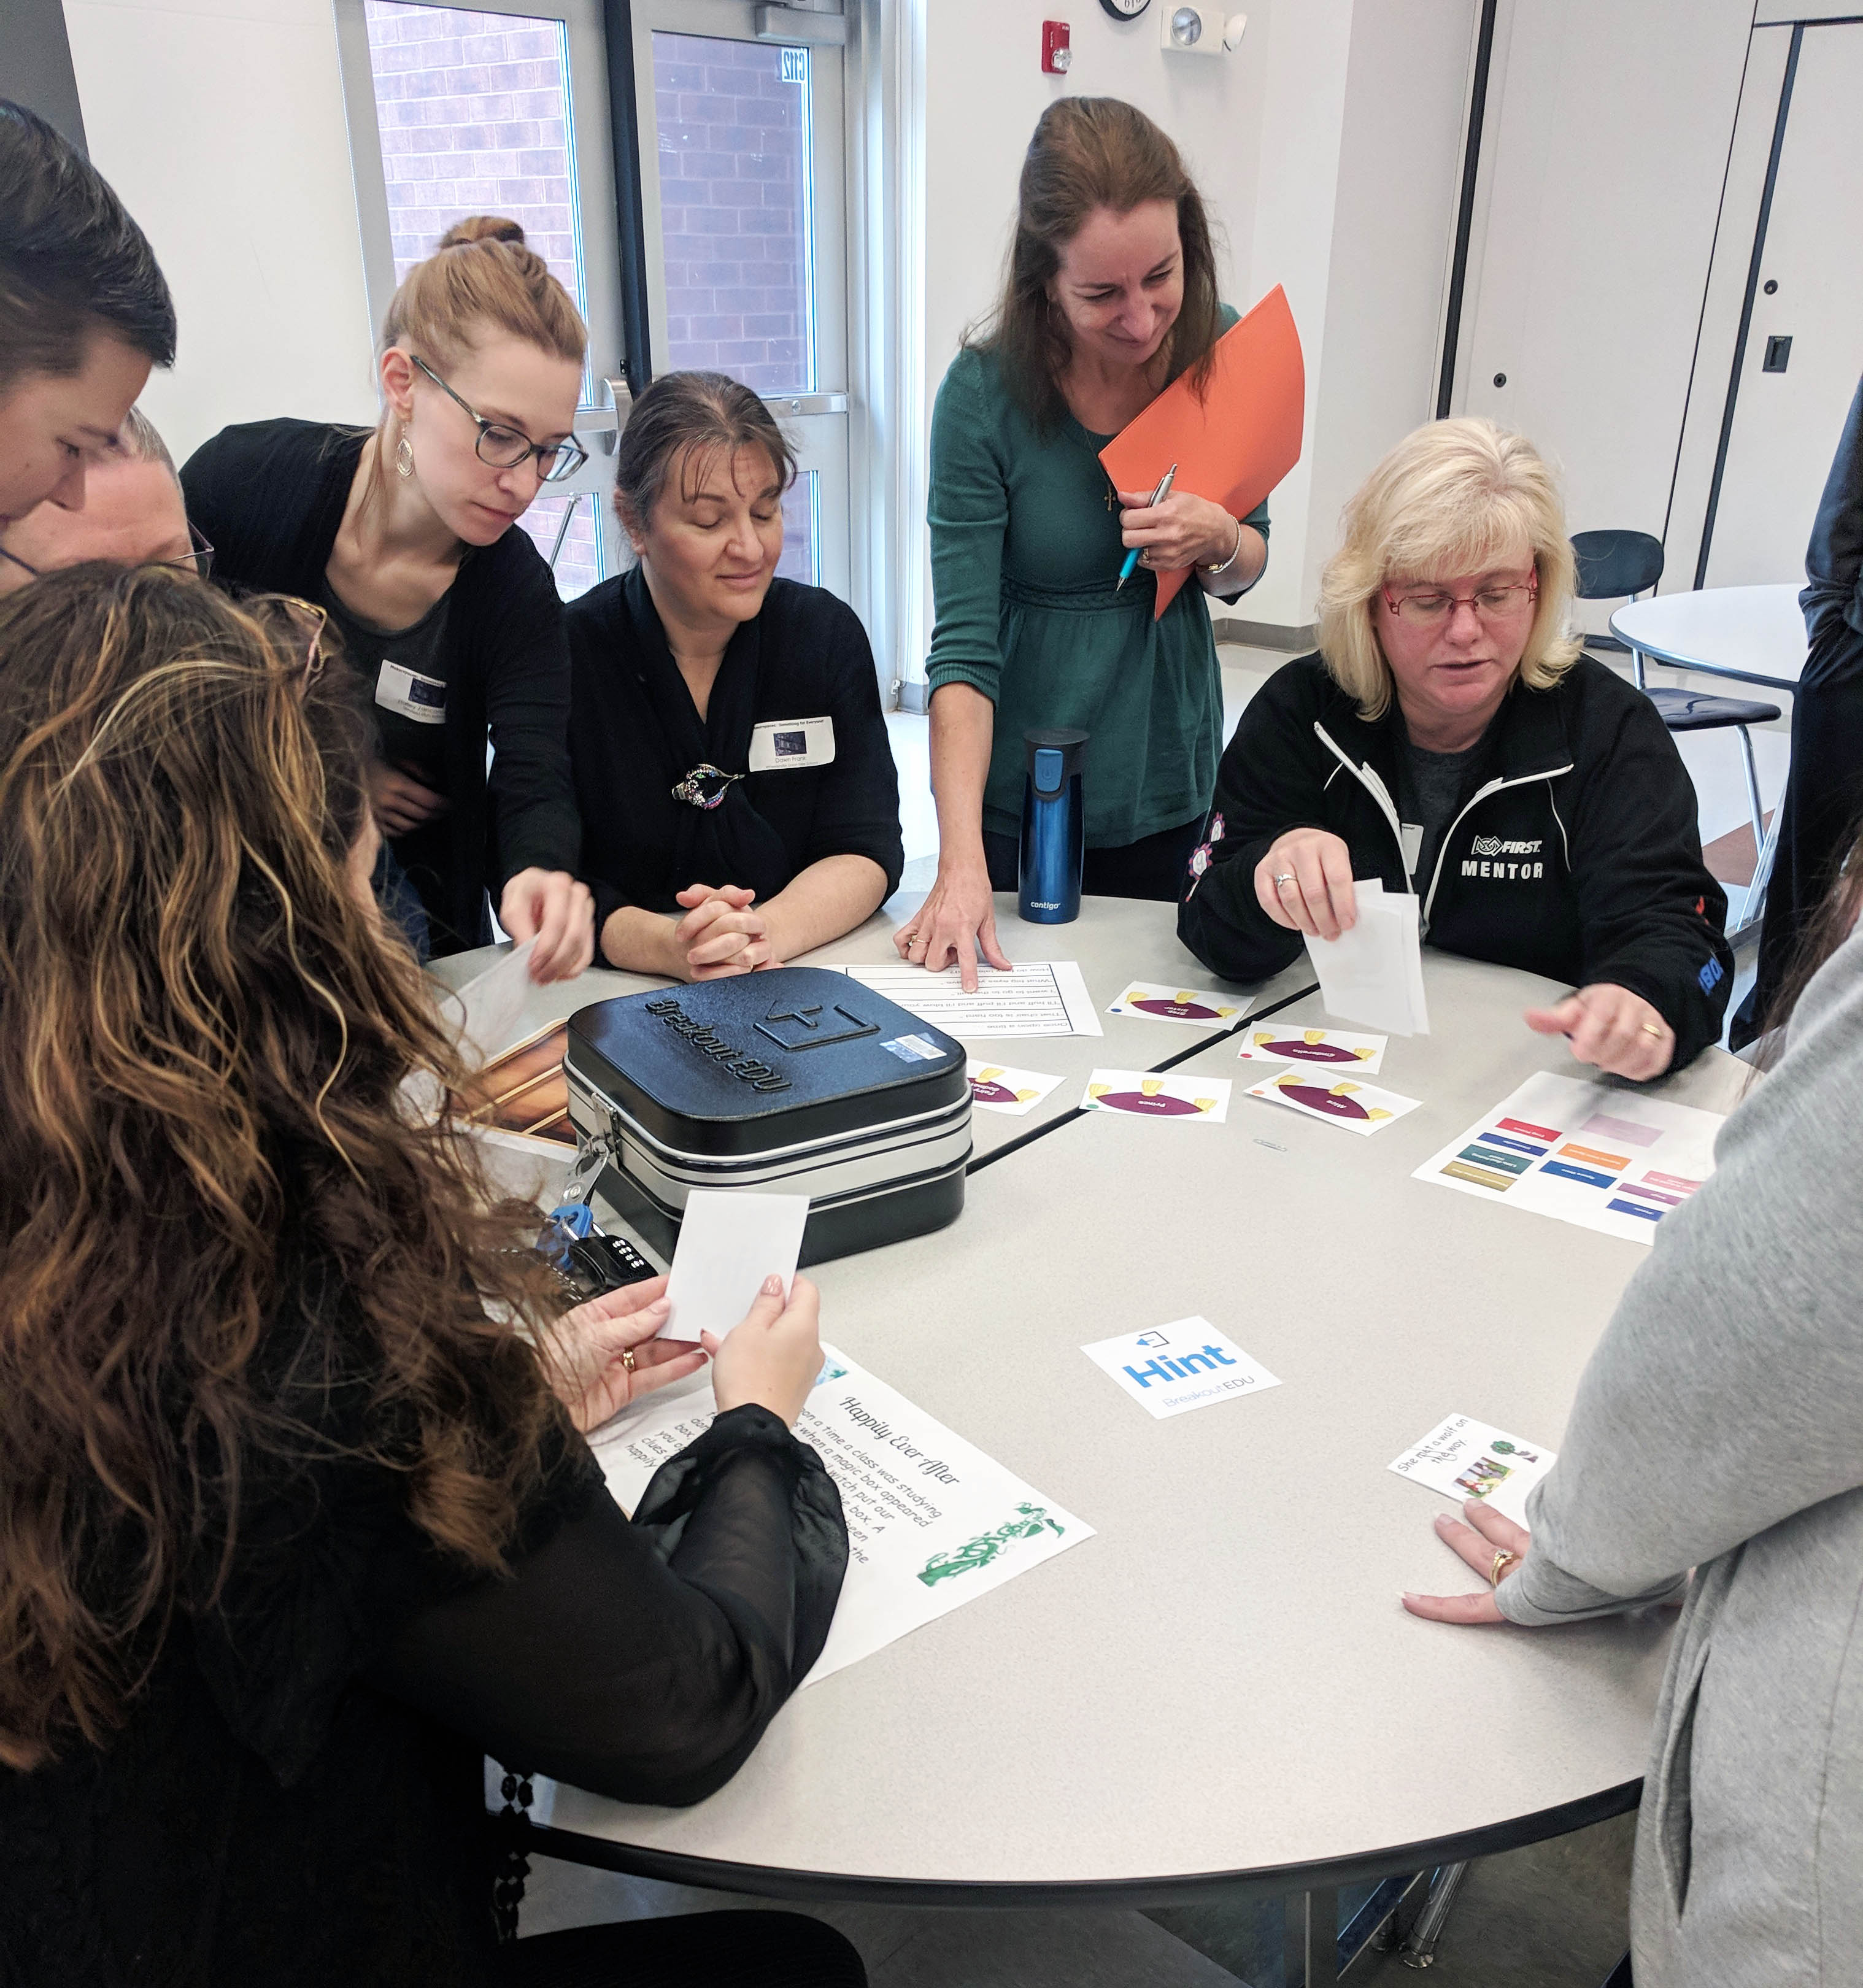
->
[1179, 653, 1735, 1071]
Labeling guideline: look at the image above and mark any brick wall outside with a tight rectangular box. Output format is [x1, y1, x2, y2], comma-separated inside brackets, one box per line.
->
[363, 0, 601, 598]
[653, 33, 811, 395]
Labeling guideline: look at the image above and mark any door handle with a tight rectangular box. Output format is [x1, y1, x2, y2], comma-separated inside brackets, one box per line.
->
[766, 392, 849, 417]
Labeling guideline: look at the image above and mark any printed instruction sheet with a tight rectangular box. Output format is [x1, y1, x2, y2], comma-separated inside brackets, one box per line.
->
[833, 961, 1101, 1041]
[1414, 1070, 1724, 1246]
[592, 1347, 1091, 1685]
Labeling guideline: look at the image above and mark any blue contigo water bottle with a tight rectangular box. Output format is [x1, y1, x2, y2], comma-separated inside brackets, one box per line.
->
[1018, 726, 1089, 924]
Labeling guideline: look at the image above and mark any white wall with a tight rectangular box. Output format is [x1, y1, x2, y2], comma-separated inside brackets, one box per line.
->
[1298, 0, 1476, 617]
[63, 0, 378, 464]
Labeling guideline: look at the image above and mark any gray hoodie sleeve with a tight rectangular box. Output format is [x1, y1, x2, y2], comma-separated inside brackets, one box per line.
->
[1498, 922, 1863, 1627]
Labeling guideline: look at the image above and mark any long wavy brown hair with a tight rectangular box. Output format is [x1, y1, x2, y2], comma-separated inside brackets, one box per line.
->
[0, 566, 563, 1771]
[967, 96, 1224, 434]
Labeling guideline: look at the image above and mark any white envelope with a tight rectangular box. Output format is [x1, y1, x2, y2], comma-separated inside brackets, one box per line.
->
[660, 1189, 809, 1342]
[1305, 881, 1430, 1036]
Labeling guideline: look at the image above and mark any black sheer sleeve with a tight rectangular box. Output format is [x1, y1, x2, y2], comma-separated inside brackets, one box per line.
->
[372, 1406, 847, 1808]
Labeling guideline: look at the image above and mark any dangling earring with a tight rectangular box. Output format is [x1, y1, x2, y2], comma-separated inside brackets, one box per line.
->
[395, 433, 415, 479]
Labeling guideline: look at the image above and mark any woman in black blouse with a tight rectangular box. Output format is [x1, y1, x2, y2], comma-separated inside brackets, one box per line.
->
[0, 567, 860, 1988]
[182, 216, 592, 976]
[568, 372, 902, 981]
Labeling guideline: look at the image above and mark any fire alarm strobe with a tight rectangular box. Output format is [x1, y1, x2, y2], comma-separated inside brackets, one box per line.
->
[1041, 20, 1072, 72]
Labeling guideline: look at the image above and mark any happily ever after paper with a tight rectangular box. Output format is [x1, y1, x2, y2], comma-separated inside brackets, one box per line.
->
[1415, 1069, 1724, 1247]
[1388, 1414, 1556, 1527]
[592, 1347, 1092, 1684]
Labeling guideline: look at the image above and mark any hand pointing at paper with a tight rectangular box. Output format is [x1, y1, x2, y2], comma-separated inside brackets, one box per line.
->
[1526, 984, 1676, 1082]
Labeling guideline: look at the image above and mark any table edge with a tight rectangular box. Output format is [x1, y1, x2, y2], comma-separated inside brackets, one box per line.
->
[516, 1777, 1643, 1909]
[1606, 603, 1802, 690]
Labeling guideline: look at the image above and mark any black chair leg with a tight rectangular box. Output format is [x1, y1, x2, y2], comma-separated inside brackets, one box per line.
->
[1602, 1950, 1633, 1988]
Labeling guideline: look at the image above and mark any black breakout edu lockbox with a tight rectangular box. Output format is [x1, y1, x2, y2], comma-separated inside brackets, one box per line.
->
[563, 966, 971, 1266]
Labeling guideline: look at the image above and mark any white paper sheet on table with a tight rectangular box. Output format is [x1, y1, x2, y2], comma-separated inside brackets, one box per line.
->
[591, 1347, 1092, 1684]
[448, 938, 537, 1062]
[1388, 1414, 1556, 1527]
[830, 961, 1101, 1040]
[1305, 882, 1429, 1035]
[1413, 1069, 1725, 1247]
[660, 1189, 807, 1341]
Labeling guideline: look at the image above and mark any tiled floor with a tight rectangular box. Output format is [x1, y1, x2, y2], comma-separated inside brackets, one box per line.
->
[515, 1808, 1637, 1986]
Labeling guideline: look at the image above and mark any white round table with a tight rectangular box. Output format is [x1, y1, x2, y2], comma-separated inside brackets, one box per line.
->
[436, 899, 1749, 1984]
[1610, 582, 1806, 691]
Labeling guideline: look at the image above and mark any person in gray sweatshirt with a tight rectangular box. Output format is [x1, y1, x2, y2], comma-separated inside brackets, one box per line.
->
[1404, 911, 1863, 1988]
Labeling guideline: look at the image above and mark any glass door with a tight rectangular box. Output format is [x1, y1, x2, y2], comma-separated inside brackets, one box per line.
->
[625, 0, 851, 598]
[336, 0, 629, 598]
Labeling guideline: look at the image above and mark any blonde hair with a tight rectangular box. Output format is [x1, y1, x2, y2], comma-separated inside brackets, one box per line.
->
[380, 215, 586, 371]
[1315, 417, 1580, 721]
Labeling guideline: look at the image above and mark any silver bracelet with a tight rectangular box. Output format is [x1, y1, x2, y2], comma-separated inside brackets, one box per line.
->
[1201, 515, 1246, 577]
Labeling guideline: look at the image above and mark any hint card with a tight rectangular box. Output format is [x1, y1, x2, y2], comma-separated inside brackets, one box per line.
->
[1387, 1414, 1556, 1526]
[1107, 981, 1252, 1028]
[661, 1189, 808, 1343]
[1082, 1068, 1232, 1123]
[1082, 1317, 1281, 1420]
[966, 1060, 1063, 1116]
[1246, 1067, 1420, 1136]
[452, 937, 538, 1063]
[1235, 1021, 1386, 1073]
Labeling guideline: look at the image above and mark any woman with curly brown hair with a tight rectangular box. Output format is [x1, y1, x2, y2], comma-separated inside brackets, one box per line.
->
[0, 566, 860, 1987]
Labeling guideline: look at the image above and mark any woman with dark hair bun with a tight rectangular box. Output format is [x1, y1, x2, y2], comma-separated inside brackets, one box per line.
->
[0, 564, 861, 1987]
[0, 99, 176, 528]
[182, 217, 594, 978]
[898, 96, 1273, 989]
[566, 369, 903, 981]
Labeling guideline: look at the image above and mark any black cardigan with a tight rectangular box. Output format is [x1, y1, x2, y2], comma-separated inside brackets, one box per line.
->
[0, 1280, 846, 1987]
[1179, 653, 1735, 1071]
[566, 568, 904, 936]
[181, 419, 582, 954]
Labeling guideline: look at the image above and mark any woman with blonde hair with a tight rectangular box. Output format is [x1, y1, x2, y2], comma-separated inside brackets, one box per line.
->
[1179, 417, 1732, 1079]
[182, 218, 593, 976]
[0, 566, 860, 1986]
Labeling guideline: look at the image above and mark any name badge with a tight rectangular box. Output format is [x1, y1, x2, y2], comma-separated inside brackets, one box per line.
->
[748, 715, 835, 772]
[1400, 822, 1424, 877]
[375, 659, 447, 725]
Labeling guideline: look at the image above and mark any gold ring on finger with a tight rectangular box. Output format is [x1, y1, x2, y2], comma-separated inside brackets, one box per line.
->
[1489, 1548, 1518, 1586]
[621, 1347, 636, 1374]
[1640, 1022, 1664, 1037]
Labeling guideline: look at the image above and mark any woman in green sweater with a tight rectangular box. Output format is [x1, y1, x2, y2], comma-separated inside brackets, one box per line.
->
[897, 97, 1270, 988]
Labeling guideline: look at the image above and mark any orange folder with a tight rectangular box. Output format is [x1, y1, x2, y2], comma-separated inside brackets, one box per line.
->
[1098, 284, 1306, 620]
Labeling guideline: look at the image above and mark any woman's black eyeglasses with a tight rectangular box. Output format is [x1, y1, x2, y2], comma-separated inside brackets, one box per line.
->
[0, 525, 214, 584]
[411, 355, 589, 484]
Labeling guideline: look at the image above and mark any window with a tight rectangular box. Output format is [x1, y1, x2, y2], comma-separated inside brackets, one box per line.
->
[339, 0, 626, 600]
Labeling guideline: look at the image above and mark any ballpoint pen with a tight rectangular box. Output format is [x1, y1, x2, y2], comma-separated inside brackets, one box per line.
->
[1116, 462, 1178, 590]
